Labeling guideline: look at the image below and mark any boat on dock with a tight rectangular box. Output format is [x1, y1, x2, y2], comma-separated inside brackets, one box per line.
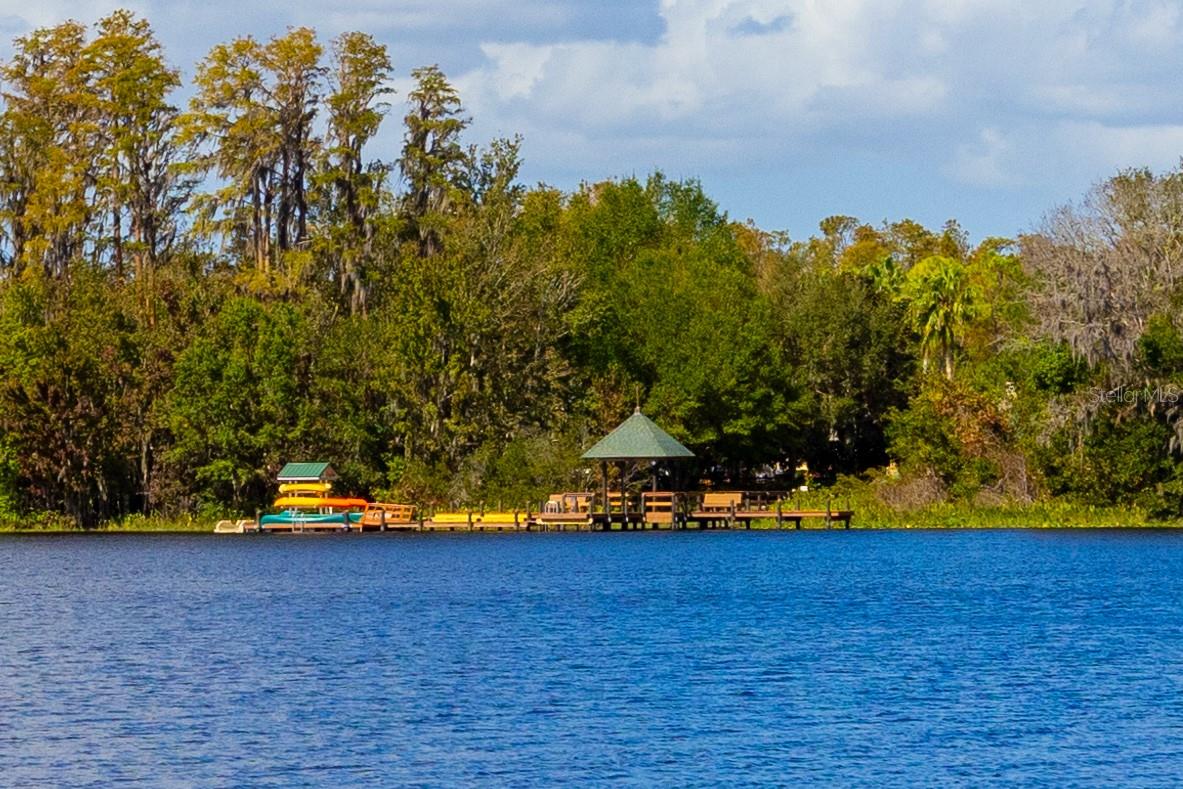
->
[272, 496, 369, 509]
[259, 510, 362, 529]
[219, 462, 418, 534]
[277, 482, 333, 495]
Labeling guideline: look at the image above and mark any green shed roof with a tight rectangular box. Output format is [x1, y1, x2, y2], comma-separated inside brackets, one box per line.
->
[277, 462, 338, 481]
[581, 409, 694, 461]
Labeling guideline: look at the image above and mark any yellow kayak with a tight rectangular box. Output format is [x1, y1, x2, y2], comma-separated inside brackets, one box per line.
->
[278, 482, 333, 494]
[273, 496, 368, 509]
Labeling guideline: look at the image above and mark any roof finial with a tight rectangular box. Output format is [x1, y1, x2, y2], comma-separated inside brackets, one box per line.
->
[634, 384, 641, 413]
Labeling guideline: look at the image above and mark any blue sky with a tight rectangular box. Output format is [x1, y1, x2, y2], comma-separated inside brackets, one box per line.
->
[5, 0, 1183, 241]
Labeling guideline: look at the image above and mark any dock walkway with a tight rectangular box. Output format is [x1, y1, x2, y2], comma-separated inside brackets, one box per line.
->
[220, 491, 853, 534]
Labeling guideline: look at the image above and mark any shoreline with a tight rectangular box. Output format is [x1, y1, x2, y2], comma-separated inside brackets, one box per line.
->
[4, 520, 1182, 534]
[4, 500, 1179, 534]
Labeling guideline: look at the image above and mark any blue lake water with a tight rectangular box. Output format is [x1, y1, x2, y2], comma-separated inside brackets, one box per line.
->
[3, 530, 1183, 786]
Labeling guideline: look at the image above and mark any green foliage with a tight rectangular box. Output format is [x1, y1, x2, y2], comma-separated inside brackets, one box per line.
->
[1032, 342, 1089, 394]
[316, 31, 394, 314]
[777, 264, 913, 474]
[399, 64, 469, 257]
[181, 27, 324, 271]
[900, 255, 978, 379]
[886, 378, 1011, 499]
[451, 428, 588, 508]
[0, 269, 144, 525]
[1039, 412, 1176, 509]
[165, 297, 311, 510]
[1138, 315, 1183, 375]
[0, 434, 18, 517]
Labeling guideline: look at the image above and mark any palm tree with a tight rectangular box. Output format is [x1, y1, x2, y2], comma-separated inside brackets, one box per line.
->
[902, 255, 977, 380]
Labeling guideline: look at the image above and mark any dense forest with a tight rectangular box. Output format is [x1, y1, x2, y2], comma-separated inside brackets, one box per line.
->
[2, 13, 1183, 526]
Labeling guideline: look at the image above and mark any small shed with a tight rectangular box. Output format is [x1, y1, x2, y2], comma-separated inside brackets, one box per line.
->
[582, 409, 693, 510]
[277, 462, 338, 482]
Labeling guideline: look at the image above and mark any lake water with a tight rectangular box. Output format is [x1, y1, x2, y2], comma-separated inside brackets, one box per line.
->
[3, 530, 1183, 786]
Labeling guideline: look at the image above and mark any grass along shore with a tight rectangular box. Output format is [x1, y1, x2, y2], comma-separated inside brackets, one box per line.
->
[0, 513, 217, 533]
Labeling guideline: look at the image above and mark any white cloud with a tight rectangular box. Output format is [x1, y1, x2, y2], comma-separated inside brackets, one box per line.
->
[448, 0, 1183, 233]
[0, 0, 134, 31]
[477, 43, 552, 101]
[1056, 121, 1183, 174]
[4, 0, 1183, 237]
[946, 128, 1018, 189]
[462, 1, 953, 149]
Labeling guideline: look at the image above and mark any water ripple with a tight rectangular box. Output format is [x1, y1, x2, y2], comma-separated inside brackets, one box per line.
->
[3, 530, 1183, 785]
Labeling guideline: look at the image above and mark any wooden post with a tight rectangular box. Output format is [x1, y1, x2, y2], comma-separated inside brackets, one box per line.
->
[255, 509, 262, 533]
[467, 511, 473, 531]
[601, 461, 609, 520]
[620, 461, 628, 530]
[776, 500, 783, 529]
[825, 498, 832, 529]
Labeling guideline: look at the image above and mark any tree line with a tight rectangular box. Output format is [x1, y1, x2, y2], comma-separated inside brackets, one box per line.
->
[2, 12, 1182, 525]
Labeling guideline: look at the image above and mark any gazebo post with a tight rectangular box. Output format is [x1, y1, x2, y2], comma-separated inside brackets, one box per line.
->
[618, 460, 628, 528]
[600, 461, 609, 525]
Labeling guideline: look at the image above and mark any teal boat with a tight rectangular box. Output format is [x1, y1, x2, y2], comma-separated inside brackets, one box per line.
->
[259, 511, 363, 526]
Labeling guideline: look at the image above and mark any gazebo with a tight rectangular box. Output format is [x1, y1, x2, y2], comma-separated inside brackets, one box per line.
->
[581, 408, 694, 521]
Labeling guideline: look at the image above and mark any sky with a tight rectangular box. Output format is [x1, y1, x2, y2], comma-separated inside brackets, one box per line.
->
[3, 0, 1183, 242]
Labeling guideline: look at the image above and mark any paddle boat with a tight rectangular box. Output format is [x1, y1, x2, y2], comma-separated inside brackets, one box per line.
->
[258, 510, 362, 529]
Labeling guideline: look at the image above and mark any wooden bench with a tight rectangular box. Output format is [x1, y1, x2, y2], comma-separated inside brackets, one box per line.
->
[690, 492, 743, 527]
[563, 492, 593, 512]
[697, 492, 743, 512]
[543, 492, 593, 513]
[687, 492, 854, 529]
[359, 502, 416, 530]
[641, 491, 676, 526]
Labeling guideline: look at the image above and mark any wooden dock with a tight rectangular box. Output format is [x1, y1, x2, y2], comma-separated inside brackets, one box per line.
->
[218, 492, 853, 534]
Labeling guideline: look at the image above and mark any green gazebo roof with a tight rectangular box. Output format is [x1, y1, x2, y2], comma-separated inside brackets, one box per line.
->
[581, 409, 694, 461]
[277, 462, 338, 482]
